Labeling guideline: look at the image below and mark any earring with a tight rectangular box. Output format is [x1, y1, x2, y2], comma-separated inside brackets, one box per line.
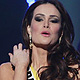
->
[29, 34, 33, 49]
[59, 36, 62, 44]
[59, 33, 63, 44]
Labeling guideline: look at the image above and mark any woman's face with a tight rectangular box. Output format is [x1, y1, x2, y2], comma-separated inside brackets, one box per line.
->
[28, 3, 61, 47]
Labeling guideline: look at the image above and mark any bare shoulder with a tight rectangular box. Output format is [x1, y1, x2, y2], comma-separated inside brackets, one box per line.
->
[0, 62, 14, 80]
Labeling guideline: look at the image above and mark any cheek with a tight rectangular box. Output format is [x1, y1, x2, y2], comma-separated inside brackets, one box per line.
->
[51, 25, 61, 34]
[31, 23, 40, 35]
[31, 18, 41, 33]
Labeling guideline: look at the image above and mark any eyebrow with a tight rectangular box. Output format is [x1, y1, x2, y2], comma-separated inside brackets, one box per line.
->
[35, 13, 45, 17]
[50, 15, 60, 19]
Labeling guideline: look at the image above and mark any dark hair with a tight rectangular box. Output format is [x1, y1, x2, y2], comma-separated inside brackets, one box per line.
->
[22, 0, 80, 80]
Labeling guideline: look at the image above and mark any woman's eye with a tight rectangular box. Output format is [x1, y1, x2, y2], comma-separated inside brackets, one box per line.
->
[35, 17, 43, 22]
[50, 19, 59, 23]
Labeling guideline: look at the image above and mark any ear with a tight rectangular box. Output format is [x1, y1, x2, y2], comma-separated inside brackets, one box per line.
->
[27, 25, 31, 35]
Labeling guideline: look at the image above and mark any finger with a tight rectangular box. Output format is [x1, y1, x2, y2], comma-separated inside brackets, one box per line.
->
[8, 53, 13, 63]
[18, 43, 22, 50]
[13, 45, 17, 51]
[26, 49, 29, 54]
[23, 49, 27, 52]
[13, 45, 17, 54]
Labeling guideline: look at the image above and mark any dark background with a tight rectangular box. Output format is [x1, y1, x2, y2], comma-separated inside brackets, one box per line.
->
[0, 0, 28, 64]
[0, 0, 80, 64]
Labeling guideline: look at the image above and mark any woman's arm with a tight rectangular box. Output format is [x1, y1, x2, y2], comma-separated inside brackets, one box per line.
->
[0, 62, 28, 80]
[9, 43, 30, 80]
[0, 43, 30, 80]
[0, 63, 14, 80]
[13, 65, 27, 80]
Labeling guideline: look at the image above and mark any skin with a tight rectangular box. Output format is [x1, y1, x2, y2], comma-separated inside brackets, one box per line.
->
[0, 3, 80, 80]
[27, 3, 61, 71]
[29, 3, 61, 47]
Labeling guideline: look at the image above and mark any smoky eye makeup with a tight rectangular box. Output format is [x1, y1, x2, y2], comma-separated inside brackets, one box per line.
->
[50, 18, 60, 23]
[34, 16, 43, 22]
[49, 15, 61, 23]
[34, 14, 45, 22]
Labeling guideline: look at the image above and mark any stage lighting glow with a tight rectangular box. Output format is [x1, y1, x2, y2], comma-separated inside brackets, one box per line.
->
[27, 0, 35, 6]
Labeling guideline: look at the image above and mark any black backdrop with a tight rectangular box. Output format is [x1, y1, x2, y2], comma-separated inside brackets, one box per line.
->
[0, 0, 28, 64]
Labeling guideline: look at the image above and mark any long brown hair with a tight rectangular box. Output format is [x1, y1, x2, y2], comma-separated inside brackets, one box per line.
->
[22, 0, 80, 80]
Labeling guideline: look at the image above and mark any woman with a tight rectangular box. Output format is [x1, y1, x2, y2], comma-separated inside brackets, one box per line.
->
[0, 0, 80, 80]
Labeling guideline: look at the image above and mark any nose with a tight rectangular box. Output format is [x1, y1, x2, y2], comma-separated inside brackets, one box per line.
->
[44, 25, 49, 28]
[43, 20, 49, 28]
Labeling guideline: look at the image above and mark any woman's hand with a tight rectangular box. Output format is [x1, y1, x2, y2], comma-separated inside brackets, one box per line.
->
[8, 43, 30, 68]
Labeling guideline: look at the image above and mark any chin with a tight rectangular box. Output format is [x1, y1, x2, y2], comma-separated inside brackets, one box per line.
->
[33, 40, 57, 48]
[33, 42, 51, 48]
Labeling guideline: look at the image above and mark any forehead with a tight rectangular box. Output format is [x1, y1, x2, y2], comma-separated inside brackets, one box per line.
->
[33, 3, 61, 17]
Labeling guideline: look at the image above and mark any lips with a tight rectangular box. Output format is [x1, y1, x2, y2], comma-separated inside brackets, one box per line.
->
[41, 31, 50, 37]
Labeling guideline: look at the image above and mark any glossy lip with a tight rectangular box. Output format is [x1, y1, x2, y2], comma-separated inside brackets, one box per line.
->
[41, 31, 50, 37]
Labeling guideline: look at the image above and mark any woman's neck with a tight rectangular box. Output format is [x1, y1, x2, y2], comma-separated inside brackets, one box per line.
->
[31, 45, 48, 71]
